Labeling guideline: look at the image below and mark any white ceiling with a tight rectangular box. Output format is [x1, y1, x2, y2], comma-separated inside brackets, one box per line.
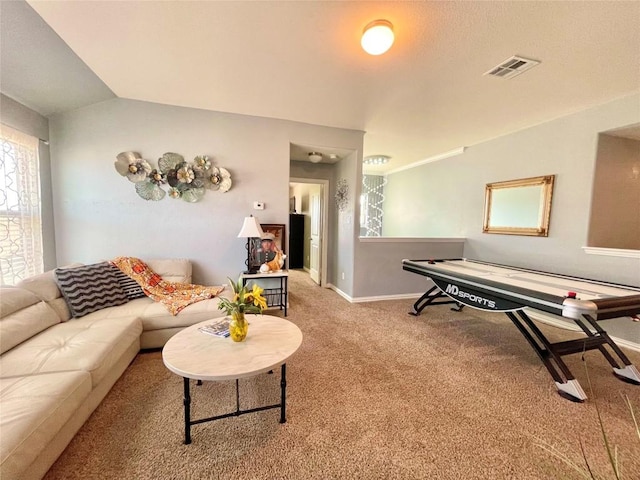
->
[10, 1, 640, 173]
[0, 1, 115, 118]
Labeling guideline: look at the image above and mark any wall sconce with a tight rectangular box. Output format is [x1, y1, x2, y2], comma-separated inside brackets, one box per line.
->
[308, 152, 323, 163]
[361, 19, 394, 56]
[237, 215, 264, 273]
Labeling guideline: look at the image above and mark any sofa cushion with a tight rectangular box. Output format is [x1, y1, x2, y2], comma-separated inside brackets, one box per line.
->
[0, 316, 142, 387]
[80, 294, 228, 333]
[46, 297, 73, 323]
[0, 288, 61, 355]
[16, 268, 66, 302]
[16, 267, 81, 322]
[0, 371, 92, 480]
[145, 258, 192, 283]
[0, 287, 40, 317]
[54, 262, 129, 318]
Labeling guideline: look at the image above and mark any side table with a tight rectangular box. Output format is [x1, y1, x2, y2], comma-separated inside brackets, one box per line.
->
[241, 270, 288, 316]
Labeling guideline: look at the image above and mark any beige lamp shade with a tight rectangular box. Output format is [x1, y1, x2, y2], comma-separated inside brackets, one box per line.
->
[237, 216, 264, 238]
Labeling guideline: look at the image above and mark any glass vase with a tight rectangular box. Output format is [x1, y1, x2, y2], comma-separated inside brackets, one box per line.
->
[229, 311, 249, 342]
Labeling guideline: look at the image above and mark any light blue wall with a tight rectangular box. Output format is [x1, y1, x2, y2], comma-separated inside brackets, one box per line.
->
[382, 158, 467, 238]
[381, 94, 640, 287]
[49, 98, 363, 286]
[353, 238, 465, 298]
[333, 152, 361, 294]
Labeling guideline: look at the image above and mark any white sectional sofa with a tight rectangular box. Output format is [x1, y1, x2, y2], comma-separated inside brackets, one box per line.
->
[0, 259, 228, 480]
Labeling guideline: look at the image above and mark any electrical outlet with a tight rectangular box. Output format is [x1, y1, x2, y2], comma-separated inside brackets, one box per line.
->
[253, 201, 264, 210]
[341, 272, 345, 280]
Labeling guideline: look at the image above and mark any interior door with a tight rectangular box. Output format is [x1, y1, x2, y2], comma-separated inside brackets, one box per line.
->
[309, 188, 322, 284]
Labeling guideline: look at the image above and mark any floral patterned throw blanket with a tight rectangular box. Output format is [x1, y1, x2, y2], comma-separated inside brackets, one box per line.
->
[110, 256, 224, 315]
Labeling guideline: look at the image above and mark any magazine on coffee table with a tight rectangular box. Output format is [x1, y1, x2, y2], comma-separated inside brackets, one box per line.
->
[198, 319, 230, 338]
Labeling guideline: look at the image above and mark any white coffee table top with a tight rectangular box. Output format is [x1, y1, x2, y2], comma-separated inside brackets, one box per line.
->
[162, 315, 303, 381]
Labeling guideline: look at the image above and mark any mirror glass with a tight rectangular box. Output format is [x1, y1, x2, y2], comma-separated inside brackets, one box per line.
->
[483, 175, 555, 236]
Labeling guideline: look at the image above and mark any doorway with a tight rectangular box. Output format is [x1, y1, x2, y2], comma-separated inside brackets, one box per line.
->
[289, 178, 328, 286]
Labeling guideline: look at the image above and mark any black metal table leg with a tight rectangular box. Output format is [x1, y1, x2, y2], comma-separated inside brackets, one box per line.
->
[235, 379, 240, 414]
[283, 276, 288, 316]
[183, 377, 192, 444]
[409, 285, 463, 316]
[580, 314, 640, 384]
[506, 311, 588, 401]
[180, 364, 292, 443]
[280, 363, 287, 423]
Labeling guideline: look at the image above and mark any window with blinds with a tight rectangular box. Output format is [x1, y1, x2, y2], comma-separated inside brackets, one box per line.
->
[0, 124, 44, 285]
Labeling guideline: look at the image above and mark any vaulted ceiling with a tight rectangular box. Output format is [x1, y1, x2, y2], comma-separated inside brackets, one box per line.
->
[2, 1, 639, 173]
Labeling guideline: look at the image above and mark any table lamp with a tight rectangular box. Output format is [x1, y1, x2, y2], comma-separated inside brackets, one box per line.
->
[237, 215, 264, 273]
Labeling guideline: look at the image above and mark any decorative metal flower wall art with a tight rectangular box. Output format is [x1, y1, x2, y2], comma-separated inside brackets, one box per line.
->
[335, 178, 349, 212]
[114, 151, 232, 202]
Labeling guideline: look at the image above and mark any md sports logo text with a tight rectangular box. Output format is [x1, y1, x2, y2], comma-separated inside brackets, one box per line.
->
[445, 284, 496, 309]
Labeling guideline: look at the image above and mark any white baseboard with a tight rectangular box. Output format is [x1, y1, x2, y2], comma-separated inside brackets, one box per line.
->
[328, 285, 422, 304]
[350, 293, 423, 303]
[327, 284, 352, 302]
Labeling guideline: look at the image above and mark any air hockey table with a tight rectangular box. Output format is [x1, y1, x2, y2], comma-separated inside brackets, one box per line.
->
[402, 258, 640, 402]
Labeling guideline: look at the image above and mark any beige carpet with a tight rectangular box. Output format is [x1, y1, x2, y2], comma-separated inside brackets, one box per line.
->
[44, 270, 640, 480]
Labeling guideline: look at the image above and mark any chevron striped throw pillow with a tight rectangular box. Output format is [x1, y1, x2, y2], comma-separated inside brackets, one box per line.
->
[55, 262, 129, 318]
[111, 267, 146, 300]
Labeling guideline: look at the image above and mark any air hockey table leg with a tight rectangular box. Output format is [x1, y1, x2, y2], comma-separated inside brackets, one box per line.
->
[613, 365, 640, 384]
[506, 311, 589, 402]
[555, 380, 588, 402]
[409, 286, 464, 316]
[556, 365, 639, 402]
[579, 315, 640, 385]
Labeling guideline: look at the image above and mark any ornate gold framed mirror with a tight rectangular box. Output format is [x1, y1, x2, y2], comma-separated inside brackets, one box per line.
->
[483, 175, 555, 237]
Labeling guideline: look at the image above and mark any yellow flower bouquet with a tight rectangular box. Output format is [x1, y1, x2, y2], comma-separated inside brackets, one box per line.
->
[218, 277, 267, 341]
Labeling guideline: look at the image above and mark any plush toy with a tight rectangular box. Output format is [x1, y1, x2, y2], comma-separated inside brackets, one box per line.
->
[259, 250, 286, 273]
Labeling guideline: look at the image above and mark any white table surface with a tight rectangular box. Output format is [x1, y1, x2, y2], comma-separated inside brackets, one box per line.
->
[162, 315, 302, 381]
[407, 259, 639, 300]
[241, 270, 289, 279]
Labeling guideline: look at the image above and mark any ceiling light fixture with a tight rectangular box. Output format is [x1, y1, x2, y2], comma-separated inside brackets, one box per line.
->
[308, 152, 323, 163]
[361, 20, 394, 56]
[363, 155, 391, 165]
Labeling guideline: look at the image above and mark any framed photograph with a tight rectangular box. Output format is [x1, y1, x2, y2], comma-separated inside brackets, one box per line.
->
[248, 224, 286, 271]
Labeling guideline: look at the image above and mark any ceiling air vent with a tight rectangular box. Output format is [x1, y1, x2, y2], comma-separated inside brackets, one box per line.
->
[484, 55, 540, 79]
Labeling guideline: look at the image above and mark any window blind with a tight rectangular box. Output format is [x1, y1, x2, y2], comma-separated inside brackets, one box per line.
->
[0, 123, 44, 285]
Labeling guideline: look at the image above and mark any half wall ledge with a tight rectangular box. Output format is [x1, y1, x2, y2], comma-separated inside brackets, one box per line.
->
[582, 247, 640, 259]
[358, 237, 466, 244]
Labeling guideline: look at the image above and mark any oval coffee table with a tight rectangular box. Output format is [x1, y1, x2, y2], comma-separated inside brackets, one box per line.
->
[162, 315, 303, 444]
